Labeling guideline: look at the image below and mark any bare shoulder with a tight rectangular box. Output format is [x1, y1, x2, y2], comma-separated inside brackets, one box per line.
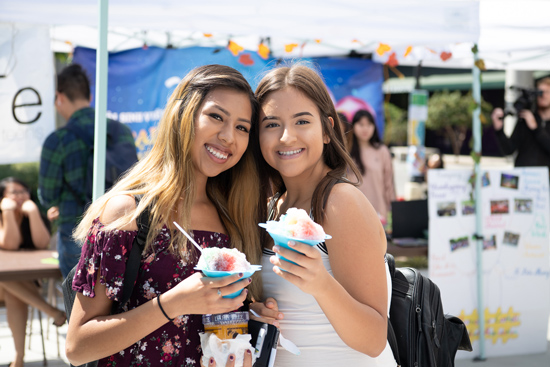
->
[323, 183, 385, 249]
[99, 194, 137, 231]
[325, 183, 373, 215]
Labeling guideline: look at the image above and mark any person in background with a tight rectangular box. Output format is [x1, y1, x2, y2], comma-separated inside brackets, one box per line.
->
[491, 76, 550, 176]
[250, 63, 396, 366]
[65, 65, 258, 367]
[0, 177, 66, 367]
[39, 64, 136, 278]
[349, 109, 396, 222]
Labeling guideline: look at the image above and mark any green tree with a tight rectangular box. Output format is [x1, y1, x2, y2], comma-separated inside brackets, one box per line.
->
[383, 102, 407, 146]
[426, 90, 491, 157]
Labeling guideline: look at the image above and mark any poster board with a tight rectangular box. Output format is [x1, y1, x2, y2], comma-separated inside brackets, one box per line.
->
[428, 167, 550, 357]
[0, 23, 55, 164]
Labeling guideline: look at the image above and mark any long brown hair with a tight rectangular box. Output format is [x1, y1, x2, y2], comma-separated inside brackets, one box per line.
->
[253, 63, 361, 245]
[74, 64, 263, 300]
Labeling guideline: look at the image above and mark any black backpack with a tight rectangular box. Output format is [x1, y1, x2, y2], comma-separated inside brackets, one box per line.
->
[62, 198, 150, 367]
[386, 253, 473, 367]
[63, 120, 138, 208]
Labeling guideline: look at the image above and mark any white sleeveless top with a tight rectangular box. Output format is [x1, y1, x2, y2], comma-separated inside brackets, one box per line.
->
[261, 246, 397, 367]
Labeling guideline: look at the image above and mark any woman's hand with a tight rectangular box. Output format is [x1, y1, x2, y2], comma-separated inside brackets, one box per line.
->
[250, 297, 283, 327]
[201, 351, 253, 367]
[163, 272, 252, 317]
[270, 241, 331, 297]
[0, 197, 17, 211]
[21, 200, 39, 215]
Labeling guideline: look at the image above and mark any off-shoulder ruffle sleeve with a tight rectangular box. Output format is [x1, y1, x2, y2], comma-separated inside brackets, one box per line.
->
[72, 218, 138, 301]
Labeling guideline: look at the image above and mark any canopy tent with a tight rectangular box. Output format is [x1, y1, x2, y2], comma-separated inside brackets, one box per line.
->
[2, 0, 550, 71]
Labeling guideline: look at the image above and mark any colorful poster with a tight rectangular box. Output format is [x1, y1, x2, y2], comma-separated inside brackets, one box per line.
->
[427, 167, 550, 358]
[0, 23, 55, 164]
[73, 47, 384, 157]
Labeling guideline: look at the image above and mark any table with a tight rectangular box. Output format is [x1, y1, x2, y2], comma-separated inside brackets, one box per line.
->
[0, 249, 62, 281]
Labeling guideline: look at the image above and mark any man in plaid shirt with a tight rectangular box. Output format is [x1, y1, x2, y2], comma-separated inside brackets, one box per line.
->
[39, 64, 135, 277]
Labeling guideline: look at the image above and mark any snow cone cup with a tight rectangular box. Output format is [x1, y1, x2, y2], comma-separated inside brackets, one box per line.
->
[259, 223, 332, 265]
[194, 266, 262, 298]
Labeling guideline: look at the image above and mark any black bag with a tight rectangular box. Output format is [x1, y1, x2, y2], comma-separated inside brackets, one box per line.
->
[62, 197, 150, 367]
[63, 120, 138, 208]
[386, 254, 472, 367]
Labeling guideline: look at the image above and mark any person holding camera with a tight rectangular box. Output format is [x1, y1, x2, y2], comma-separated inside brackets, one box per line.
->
[491, 77, 550, 173]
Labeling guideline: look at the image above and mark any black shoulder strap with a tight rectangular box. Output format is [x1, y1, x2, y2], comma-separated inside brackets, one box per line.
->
[115, 195, 151, 311]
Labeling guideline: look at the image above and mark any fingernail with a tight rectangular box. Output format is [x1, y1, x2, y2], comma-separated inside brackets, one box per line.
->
[229, 354, 235, 361]
[209, 357, 215, 365]
[273, 320, 279, 327]
[267, 301, 274, 307]
[248, 278, 252, 283]
[278, 313, 284, 319]
[246, 349, 251, 355]
[273, 245, 280, 252]
[239, 273, 243, 277]
[244, 289, 249, 294]
[288, 241, 295, 247]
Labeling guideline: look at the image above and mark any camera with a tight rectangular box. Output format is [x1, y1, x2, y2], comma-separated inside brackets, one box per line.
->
[503, 86, 543, 119]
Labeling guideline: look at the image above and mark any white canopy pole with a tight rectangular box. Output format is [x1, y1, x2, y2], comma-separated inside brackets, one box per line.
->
[92, 0, 108, 201]
[472, 44, 486, 361]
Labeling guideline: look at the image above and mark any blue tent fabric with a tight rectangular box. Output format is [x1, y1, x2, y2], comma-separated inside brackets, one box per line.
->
[74, 46, 384, 156]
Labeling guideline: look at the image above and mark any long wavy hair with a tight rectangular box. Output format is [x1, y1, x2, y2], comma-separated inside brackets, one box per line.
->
[253, 63, 362, 245]
[350, 109, 382, 175]
[74, 64, 262, 300]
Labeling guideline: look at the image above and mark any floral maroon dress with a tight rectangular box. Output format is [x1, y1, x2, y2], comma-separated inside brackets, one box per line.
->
[72, 218, 230, 367]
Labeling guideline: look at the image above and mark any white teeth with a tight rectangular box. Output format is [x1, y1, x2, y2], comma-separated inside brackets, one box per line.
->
[279, 149, 302, 156]
[206, 145, 228, 160]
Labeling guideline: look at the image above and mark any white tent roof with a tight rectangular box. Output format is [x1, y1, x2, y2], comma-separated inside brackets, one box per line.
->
[1, 0, 549, 70]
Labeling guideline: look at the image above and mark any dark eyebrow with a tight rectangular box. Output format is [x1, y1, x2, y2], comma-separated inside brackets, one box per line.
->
[261, 111, 314, 122]
[212, 104, 251, 125]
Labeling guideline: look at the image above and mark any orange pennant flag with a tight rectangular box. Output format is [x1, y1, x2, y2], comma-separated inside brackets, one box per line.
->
[315, 39, 322, 44]
[258, 43, 270, 59]
[376, 43, 391, 56]
[385, 52, 399, 67]
[285, 43, 299, 53]
[440, 51, 452, 61]
[404, 46, 413, 57]
[203, 33, 213, 38]
[227, 41, 244, 56]
[238, 54, 254, 66]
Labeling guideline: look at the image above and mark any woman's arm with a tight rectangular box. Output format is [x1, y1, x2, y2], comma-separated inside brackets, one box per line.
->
[66, 194, 251, 365]
[22, 200, 51, 249]
[270, 184, 388, 357]
[0, 198, 22, 250]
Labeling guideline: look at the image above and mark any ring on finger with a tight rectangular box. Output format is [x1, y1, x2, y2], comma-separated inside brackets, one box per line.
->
[217, 288, 222, 297]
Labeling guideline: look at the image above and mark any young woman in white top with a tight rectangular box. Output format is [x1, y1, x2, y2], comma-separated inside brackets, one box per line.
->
[249, 64, 396, 367]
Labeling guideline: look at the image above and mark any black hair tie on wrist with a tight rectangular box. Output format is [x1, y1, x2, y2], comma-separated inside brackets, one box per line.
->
[157, 294, 174, 322]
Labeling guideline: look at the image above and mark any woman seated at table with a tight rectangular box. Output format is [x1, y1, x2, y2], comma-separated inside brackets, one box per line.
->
[0, 177, 66, 367]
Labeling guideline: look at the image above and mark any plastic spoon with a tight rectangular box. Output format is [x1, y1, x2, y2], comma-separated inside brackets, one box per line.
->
[173, 221, 203, 253]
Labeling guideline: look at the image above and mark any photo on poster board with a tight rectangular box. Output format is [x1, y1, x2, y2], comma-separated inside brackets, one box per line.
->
[450, 236, 470, 252]
[501, 173, 519, 189]
[490, 199, 509, 215]
[461, 200, 475, 215]
[514, 198, 533, 213]
[503, 231, 520, 246]
[483, 234, 497, 250]
[482, 171, 491, 187]
[437, 201, 457, 217]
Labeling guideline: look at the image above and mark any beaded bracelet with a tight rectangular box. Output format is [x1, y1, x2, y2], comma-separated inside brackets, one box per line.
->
[157, 294, 174, 322]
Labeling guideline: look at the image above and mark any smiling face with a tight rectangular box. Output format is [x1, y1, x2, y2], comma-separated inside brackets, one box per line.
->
[191, 87, 253, 180]
[259, 87, 329, 180]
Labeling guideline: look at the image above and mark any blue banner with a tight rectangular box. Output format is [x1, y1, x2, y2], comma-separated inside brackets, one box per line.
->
[74, 46, 384, 157]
